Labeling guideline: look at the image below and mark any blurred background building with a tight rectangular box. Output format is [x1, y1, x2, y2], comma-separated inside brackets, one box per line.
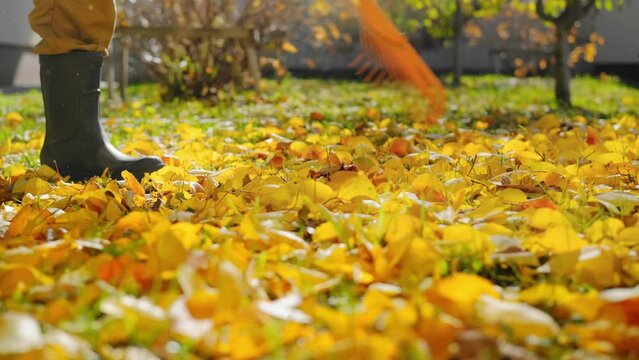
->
[0, 1, 40, 89]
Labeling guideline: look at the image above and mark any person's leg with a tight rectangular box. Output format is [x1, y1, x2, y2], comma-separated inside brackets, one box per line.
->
[29, 0, 117, 55]
[29, 0, 164, 181]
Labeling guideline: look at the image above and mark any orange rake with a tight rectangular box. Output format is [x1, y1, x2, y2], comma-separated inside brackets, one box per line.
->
[354, 0, 447, 121]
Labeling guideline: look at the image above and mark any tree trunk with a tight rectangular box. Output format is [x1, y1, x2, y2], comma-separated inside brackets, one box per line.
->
[452, 0, 463, 88]
[554, 26, 571, 107]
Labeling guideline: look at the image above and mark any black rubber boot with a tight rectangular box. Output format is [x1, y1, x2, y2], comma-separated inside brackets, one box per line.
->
[39, 52, 164, 181]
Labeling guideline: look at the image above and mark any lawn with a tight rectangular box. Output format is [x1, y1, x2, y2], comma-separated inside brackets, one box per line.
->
[1, 75, 639, 359]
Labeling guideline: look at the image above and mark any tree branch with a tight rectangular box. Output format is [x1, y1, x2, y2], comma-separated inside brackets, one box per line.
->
[555, 0, 596, 28]
[565, 0, 597, 25]
[536, 0, 559, 22]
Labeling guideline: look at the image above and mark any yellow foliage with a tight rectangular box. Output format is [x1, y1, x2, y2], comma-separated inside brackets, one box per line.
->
[121, 170, 145, 196]
[4, 111, 24, 127]
[24, 178, 52, 196]
[3, 83, 639, 358]
[330, 171, 379, 201]
[426, 273, 500, 320]
[282, 41, 299, 54]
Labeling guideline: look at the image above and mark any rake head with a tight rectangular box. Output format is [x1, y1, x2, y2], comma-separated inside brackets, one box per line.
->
[355, 0, 447, 122]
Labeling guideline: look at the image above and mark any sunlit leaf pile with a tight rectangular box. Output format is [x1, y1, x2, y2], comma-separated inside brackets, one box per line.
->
[1, 78, 639, 359]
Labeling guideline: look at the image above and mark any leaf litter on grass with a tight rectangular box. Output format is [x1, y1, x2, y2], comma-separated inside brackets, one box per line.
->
[1, 78, 639, 359]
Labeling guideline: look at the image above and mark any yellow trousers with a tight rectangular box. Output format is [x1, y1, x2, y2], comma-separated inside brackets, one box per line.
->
[30, 0, 117, 55]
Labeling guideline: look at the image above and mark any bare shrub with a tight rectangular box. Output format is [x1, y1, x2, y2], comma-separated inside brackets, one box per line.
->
[116, 0, 307, 100]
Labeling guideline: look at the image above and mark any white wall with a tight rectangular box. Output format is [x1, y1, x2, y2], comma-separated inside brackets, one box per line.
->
[0, 1, 39, 86]
[593, 2, 639, 64]
[0, 0, 38, 47]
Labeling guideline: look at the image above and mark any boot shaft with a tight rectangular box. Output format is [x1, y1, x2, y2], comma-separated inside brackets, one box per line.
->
[39, 52, 105, 146]
[38, 51, 165, 181]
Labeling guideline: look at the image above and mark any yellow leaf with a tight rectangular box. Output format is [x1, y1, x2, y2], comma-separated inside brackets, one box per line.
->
[43, 298, 73, 324]
[519, 283, 572, 305]
[464, 142, 484, 156]
[330, 171, 379, 201]
[186, 290, 219, 319]
[5, 206, 50, 239]
[149, 165, 197, 183]
[584, 43, 597, 62]
[121, 170, 145, 195]
[36, 165, 59, 180]
[290, 141, 309, 157]
[545, 251, 580, 276]
[6, 164, 27, 179]
[152, 223, 200, 272]
[479, 223, 514, 237]
[475, 120, 489, 130]
[288, 116, 305, 128]
[534, 114, 561, 131]
[440, 224, 492, 254]
[123, 139, 158, 156]
[531, 224, 588, 254]
[104, 200, 124, 222]
[156, 235, 187, 272]
[618, 227, 639, 247]
[114, 211, 167, 236]
[282, 41, 298, 53]
[327, 22, 341, 40]
[0, 264, 53, 297]
[519, 151, 543, 162]
[498, 188, 527, 203]
[411, 173, 445, 194]
[519, 283, 602, 321]
[529, 208, 564, 229]
[256, 183, 295, 210]
[411, 173, 446, 201]
[426, 273, 500, 320]
[502, 139, 528, 154]
[24, 178, 52, 196]
[397, 238, 438, 278]
[299, 179, 334, 204]
[385, 215, 418, 244]
[344, 136, 376, 154]
[213, 261, 245, 322]
[4, 112, 24, 127]
[239, 213, 263, 241]
[171, 222, 201, 249]
[591, 152, 624, 164]
[574, 247, 621, 288]
[313, 222, 339, 242]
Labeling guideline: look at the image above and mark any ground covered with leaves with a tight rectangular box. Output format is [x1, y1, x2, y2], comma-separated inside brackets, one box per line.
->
[1, 76, 639, 359]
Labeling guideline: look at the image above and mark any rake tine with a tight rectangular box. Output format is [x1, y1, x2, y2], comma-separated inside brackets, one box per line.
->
[356, 60, 374, 76]
[374, 71, 387, 85]
[348, 53, 366, 68]
[363, 65, 382, 82]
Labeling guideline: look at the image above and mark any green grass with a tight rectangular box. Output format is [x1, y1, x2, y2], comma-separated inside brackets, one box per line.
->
[448, 75, 639, 121]
[1, 75, 637, 156]
[2, 74, 636, 169]
[3, 74, 637, 123]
